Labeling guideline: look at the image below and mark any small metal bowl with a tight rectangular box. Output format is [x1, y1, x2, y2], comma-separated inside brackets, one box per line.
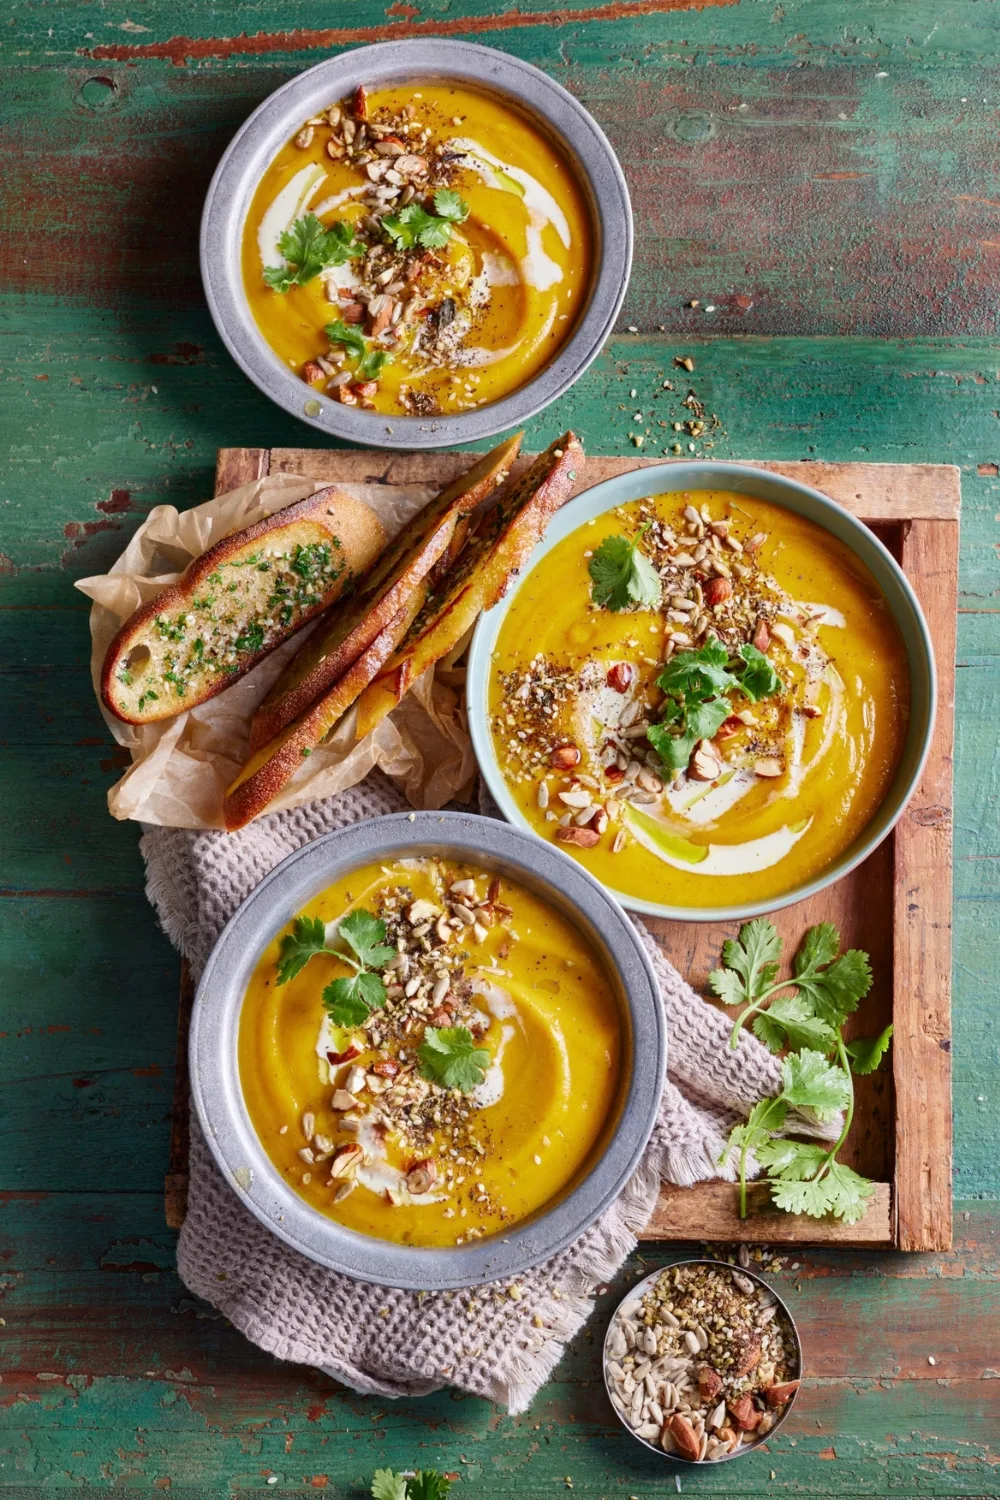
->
[200, 40, 632, 449]
[468, 459, 937, 922]
[189, 811, 665, 1291]
[603, 1258, 803, 1464]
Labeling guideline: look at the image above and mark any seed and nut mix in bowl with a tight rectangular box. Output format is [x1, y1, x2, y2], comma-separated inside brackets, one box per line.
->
[603, 1259, 801, 1462]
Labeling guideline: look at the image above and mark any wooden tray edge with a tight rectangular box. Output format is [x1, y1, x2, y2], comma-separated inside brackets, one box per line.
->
[164, 449, 959, 1250]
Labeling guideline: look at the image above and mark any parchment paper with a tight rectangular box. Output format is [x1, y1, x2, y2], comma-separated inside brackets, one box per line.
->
[76, 474, 478, 829]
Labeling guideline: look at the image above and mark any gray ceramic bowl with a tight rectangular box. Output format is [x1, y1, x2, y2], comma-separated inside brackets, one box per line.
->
[468, 460, 936, 921]
[200, 40, 632, 449]
[189, 812, 665, 1290]
[603, 1258, 803, 1464]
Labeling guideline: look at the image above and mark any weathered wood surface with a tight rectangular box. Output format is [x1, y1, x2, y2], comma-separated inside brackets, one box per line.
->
[1, 0, 999, 1490]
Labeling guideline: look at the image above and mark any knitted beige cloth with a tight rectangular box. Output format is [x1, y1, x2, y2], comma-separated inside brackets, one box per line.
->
[142, 772, 787, 1414]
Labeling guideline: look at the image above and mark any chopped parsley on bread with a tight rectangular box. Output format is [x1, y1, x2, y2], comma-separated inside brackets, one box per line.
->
[101, 487, 386, 724]
[223, 583, 429, 831]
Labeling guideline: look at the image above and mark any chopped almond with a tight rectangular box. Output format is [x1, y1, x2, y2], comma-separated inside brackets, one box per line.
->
[668, 1414, 701, 1462]
[764, 1379, 801, 1408]
[704, 576, 733, 607]
[556, 826, 600, 848]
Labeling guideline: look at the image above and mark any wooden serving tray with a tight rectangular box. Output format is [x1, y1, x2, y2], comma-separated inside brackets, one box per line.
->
[165, 447, 959, 1252]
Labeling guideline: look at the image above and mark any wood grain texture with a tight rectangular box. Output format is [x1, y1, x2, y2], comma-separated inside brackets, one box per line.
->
[640, 1179, 892, 1244]
[1, 0, 997, 1480]
[263, 447, 962, 520]
[893, 519, 959, 1252]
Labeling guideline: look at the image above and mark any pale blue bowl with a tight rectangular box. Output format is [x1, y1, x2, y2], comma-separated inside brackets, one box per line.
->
[467, 461, 936, 922]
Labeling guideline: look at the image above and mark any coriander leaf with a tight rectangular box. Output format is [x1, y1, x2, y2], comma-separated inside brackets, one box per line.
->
[845, 1024, 894, 1075]
[358, 347, 391, 380]
[780, 1048, 852, 1122]
[755, 1137, 828, 1178]
[265, 215, 362, 292]
[656, 639, 736, 702]
[415, 215, 454, 249]
[823, 1159, 876, 1224]
[371, 1471, 410, 1500]
[382, 203, 430, 248]
[630, 546, 663, 609]
[736, 642, 782, 703]
[276, 915, 328, 985]
[587, 535, 634, 610]
[263, 264, 296, 294]
[769, 1173, 835, 1219]
[794, 921, 840, 974]
[338, 909, 395, 970]
[588, 527, 662, 612]
[720, 918, 783, 1000]
[382, 203, 458, 251]
[325, 319, 368, 360]
[322, 971, 387, 1027]
[407, 1474, 452, 1500]
[793, 934, 873, 1028]
[724, 1094, 788, 1217]
[646, 721, 698, 772]
[685, 695, 732, 742]
[726, 1096, 788, 1154]
[707, 965, 747, 1010]
[434, 188, 470, 222]
[752, 994, 838, 1055]
[418, 1026, 490, 1092]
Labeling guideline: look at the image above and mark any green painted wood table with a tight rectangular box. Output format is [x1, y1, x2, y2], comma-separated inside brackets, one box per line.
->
[1, 0, 998, 1493]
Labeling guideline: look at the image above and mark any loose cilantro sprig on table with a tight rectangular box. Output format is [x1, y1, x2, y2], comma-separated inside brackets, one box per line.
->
[263, 215, 362, 293]
[713, 919, 891, 1224]
[588, 524, 663, 612]
[417, 1026, 490, 1092]
[275, 908, 395, 1026]
[383, 189, 470, 251]
[372, 1470, 451, 1500]
[646, 639, 782, 772]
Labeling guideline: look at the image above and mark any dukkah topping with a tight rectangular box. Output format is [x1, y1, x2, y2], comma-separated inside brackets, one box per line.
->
[275, 862, 519, 1238]
[493, 494, 833, 858]
[267, 86, 489, 415]
[605, 1262, 799, 1461]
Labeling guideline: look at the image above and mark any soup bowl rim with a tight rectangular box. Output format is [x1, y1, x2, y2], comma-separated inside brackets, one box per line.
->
[467, 458, 937, 922]
[199, 38, 632, 449]
[189, 810, 666, 1290]
[602, 1256, 803, 1462]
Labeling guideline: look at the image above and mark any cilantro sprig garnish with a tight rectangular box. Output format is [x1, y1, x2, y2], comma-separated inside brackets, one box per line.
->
[325, 321, 393, 382]
[372, 1470, 451, 1500]
[275, 908, 396, 1027]
[275, 915, 328, 985]
[713, 919, 890, 1223]
[588, 524, 663, 612]
[646, 638, 782, 772]
[264, 215, 362, 293]
[417, 1026, 490, 1092]
[383, 189, 470, 251]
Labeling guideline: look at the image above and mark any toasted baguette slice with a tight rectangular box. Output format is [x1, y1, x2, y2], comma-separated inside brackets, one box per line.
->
[354, 433, 583, 742]
[223, 582, 429, 832]
[101, 488, 386, 725]
[248, 435, 522, 752]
